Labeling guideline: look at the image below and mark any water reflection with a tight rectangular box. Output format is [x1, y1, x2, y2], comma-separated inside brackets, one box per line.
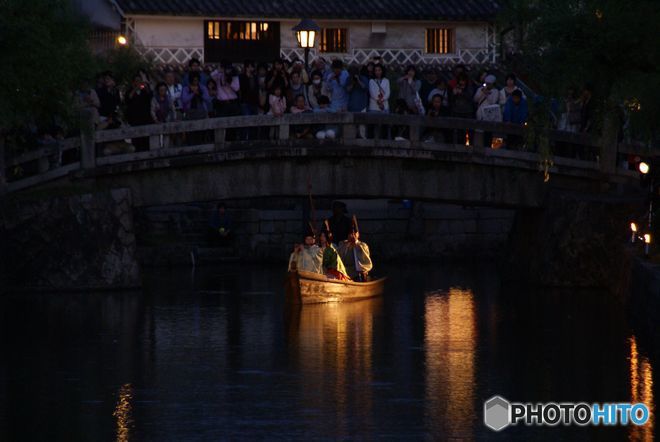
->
[289, 299, 382, 438]
[1, 265, 657, 441]
[113, 383, 133, 442]
[424, 288, 476, 439]
[629, 336, 654, 442]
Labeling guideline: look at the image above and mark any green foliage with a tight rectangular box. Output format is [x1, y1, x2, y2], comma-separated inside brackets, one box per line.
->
[0, 0, 95, 131]
[500, 0, 660, 138]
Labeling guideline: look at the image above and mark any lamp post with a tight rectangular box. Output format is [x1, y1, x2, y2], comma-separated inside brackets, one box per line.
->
[292, 19, 320, 69]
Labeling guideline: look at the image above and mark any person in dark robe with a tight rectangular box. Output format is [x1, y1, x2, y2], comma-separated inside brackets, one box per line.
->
[324, 201, 352, 244]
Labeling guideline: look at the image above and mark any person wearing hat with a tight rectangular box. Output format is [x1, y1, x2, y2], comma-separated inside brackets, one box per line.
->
[473, 74, 501, 121]
[337, 219, 373, 282]
[324, 201, 352, 244]
[318, 228, 350, 281]
[288, 225, 323, 274]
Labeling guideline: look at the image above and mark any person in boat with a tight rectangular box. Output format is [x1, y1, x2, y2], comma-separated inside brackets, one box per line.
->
[337, 219, 373, 282]
[318, 229, 351, 281]
[325, 201, 352, 244]
[287, 228, 323, 274]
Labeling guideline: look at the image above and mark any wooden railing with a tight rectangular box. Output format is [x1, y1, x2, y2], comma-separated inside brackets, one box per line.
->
[1, 111, 657, 194]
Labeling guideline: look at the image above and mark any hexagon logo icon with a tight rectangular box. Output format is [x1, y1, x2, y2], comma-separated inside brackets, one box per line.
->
[484, 395, 511, 431]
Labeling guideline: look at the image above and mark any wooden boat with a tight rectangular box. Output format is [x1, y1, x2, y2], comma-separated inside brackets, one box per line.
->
[285, 270, 386, 304]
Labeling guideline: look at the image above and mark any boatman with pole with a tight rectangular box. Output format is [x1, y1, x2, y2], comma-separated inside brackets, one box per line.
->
[337, 216, 373, 281]
[288, 224, 323, 274]
[319, 221, 351, 281]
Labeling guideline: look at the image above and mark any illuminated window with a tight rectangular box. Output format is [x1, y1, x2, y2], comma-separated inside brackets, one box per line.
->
[319, 28, 348, 53]
[206, 21, 268, 41]
[425, 28, 454, 54]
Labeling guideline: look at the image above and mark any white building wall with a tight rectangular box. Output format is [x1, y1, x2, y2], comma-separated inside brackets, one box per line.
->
[133, 17, 204, 48]
[279, 20, 487, 51]
[128, 16, 495, 66]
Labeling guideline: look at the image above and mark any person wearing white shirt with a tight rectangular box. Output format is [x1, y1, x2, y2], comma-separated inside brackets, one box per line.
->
[474, 74, 500, 121]
[499, 73, 525, 106]
[164, 71, 183, 113]
[368, 65, 390, 112]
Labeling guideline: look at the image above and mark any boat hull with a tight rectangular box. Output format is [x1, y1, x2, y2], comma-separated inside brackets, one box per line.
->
[286, 270, 386, 304]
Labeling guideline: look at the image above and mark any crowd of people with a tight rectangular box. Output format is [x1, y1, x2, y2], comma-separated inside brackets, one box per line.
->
[64, 54, 612, 161]
[76, 56, 545, 147]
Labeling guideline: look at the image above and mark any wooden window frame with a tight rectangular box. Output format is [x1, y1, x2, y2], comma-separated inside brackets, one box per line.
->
[204, 20, 280, 63]
[206, 20, 268, 41]
[425, 28, 455, 54]
[319, 28, 348, 53]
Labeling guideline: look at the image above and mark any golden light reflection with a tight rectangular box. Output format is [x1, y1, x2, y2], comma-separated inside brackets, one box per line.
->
[292, 299, 381, 437]
[113, 383, 134, 442]
[629, 336, 654, 442]
[424, 288, 476, 438]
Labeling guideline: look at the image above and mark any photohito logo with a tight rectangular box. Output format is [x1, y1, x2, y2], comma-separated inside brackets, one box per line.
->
[484, 396, 650, 431]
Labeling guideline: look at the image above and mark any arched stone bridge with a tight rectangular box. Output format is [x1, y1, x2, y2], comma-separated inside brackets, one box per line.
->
[0, 112, 648, 208]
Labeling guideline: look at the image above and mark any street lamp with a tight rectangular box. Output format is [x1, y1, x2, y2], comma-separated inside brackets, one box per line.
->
[292, 19, 320, 69]
[639, 161, 650, 175]
[116, 35, 128, 46]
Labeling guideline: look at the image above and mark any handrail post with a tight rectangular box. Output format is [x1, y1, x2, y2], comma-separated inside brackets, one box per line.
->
[278, 120, 290, 141]
[343, 113, 356, 144]
[409, 122, 421, 145]
[473, 129, 485, 148]
[599, 111, 619, 175]
[0, 135, 6, 195]
[214, 126, 226, 150]
[80, 109, 96, 170]
[149, 134, 161, 150]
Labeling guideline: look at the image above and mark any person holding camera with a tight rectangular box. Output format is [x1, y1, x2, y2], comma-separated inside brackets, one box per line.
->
[308, 70, 327, 110]
[125, 73, 153, 150]
[347, 66, 369, 138]
[96, 72, 121, 121]
[397, 65, 422, 114]
[324, 59, 349, 112]
[266, 58, 289, 96]
[239, 60, 260, 116]
[288, 59, 309, 85]
[211, 60, 241, 117]
[473, 74, 500, 121]
[450, 73, 474, 119]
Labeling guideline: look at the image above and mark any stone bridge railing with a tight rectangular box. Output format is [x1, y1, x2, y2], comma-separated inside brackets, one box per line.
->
[0, 112, 656, 195]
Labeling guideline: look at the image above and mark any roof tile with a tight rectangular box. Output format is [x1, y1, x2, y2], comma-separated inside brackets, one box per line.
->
[114, 0, 500, 20]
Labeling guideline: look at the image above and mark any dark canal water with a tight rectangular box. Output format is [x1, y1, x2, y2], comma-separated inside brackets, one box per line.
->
[0, 264, 656, 441]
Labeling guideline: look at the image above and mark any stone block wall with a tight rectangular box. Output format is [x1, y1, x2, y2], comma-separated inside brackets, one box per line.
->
[0, 189, 141, 291]
[134, 198, 515, 263]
